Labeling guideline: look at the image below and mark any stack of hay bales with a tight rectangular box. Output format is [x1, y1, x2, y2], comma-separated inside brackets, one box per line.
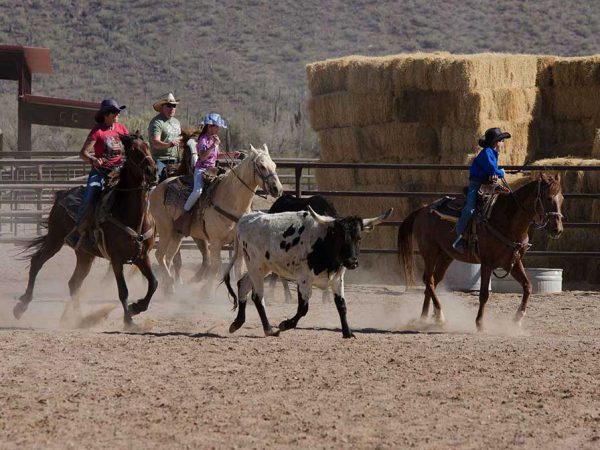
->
[537, 56, 600, 158]
[307, 53, 540, 260]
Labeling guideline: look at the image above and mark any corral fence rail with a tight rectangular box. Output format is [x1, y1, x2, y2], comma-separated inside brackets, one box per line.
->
[1, 158, 599, 258]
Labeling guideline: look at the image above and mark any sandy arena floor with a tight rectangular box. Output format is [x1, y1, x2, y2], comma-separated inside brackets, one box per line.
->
[1, 244, 599, 449]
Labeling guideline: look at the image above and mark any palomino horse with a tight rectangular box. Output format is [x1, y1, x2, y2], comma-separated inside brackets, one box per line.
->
[398, 173, 564, 330]
[150, 144, 283, 294]
[15, 134, 159, 327]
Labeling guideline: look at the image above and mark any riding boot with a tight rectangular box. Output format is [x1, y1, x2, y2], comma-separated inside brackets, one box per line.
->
[452, 235, 465, 253]
[174, 211, 193, 236]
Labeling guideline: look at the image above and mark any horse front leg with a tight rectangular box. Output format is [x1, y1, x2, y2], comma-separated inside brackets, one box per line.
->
[203, 239, 224, 299]
[476, 265, 493, 331]
[129, 254, 158, 316]
[112, 261, 133, 327]
[510, 260, 532, 328]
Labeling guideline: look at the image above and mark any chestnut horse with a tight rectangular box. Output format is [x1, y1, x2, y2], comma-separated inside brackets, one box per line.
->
[15, 134, 158, 327]
[398, 173, 564, 330]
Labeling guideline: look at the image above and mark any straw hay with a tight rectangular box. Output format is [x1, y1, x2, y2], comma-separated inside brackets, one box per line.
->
[552, 56, 600, 87]
[593, 130, 600, 158]
[306, 58, 349, 96]
[550, 87, 600, 120]
[316, 127, 362, 163]
[307, 92, 394, 131]
[345, 56, 396, 95]
[392, 53, 539, 92]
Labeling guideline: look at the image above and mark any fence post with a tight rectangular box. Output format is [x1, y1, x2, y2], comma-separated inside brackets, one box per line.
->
[295, 167, 302, 197]
[36, 165, 43, 235]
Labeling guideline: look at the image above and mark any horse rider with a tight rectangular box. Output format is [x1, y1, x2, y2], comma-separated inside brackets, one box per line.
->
[174, 113, 239, 235]
[148, 92, 182, 183]
[452, 127, 510, 253]
[65, 98, 129, 248]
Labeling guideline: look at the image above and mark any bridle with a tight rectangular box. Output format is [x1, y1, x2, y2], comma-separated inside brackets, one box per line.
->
[532, 178, 563, 230]
[225, 153, 277, 200]
[102, 138, 156, 262]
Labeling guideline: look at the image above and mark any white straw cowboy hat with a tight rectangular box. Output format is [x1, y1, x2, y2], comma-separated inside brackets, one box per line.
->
[153, 92, 180, 112]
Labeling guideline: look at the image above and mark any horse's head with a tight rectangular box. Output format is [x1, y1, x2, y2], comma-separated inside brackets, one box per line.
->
[535, 173, 564, 239]
[245, 144, 283, 198]
[120, 132, 157, 187]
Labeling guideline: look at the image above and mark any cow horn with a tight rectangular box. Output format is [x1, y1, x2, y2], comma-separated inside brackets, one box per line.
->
[308, 205, 335, 224]
[250, 144, 258, 153]
[262, 143, 269, 154]
[362, 208, 393, 231]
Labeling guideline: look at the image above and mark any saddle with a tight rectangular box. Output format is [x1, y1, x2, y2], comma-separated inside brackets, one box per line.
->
[58, 173, 121, 253]
[430, 183, 509, 254]
[163, 166, 226, 221]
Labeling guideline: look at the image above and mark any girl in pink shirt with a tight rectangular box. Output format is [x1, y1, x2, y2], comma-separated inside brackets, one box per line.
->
[175, 113, 238, 235]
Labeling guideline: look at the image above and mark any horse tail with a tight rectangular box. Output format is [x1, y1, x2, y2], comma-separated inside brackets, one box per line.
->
[18, 220, 49, 261]
[398, 208, 422, 288]
[222, 233, 240, 310]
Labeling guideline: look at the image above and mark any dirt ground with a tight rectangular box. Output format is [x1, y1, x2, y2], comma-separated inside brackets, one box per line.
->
[1, 244, 599, 449]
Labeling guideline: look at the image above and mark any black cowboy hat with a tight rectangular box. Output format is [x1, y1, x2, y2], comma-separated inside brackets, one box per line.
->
[478, 127, 511, 148]
[95, 97, 126, 123]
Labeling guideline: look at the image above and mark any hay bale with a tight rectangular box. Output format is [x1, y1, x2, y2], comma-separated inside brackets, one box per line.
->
[592, 129, 600, 158]
[306, 58, 350, 96]
[345, 56, 396, 95]
[316, 127, 362, 163]
[392, 53, 539, 92]
[307, 92, 394, 131]
[552, 56, 600, 87]
[551, 87, 600, 120]
[394, 88, 539, 127]
[536, 55, 558, 87]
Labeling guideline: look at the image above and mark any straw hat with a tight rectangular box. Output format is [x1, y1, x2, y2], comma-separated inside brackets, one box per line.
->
[153, 92, 180, 112]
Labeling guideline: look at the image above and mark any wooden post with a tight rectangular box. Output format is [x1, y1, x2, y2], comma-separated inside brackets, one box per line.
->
[295, 167, 302, 198]
[17, 60, 32, 154]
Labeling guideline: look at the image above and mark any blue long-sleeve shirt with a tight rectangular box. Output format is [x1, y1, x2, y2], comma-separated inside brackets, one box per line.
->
[469, 147, 505, 181]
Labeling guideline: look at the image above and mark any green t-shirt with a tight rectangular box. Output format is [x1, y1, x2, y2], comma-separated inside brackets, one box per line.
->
[148, 114, 182, 161]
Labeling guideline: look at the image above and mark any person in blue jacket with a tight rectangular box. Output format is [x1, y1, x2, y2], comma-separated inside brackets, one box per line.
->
[453, 127, 510, 252]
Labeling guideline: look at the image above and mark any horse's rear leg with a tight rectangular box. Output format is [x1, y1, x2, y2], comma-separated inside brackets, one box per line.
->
[112, 261, 133, 327]
[60, 251, 95, 327]
[510, 260, 532, 328]
[15, 235, 64, 319]
[475, 265, 493, 331]
[421, 251, 451, 324]
[129, 254, 158, 316]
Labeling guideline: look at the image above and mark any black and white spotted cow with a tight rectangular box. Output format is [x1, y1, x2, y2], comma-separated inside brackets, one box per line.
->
[223, 206, 392, 338]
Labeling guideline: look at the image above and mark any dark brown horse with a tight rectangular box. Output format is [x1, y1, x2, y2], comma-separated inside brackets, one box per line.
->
[398, 173, 564, 330]
[15, 133, 158, 327]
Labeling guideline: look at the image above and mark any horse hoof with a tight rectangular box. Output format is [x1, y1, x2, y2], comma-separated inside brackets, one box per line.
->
[128, 300, 147, 316]
[265, 327, 280, 337]
[13, 301, 28, 320]
[278, 319, 291, 331]
[229, 322, 241, 333]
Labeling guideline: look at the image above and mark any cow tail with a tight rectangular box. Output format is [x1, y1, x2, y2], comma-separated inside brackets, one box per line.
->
[397, 208, 421, 288]
[222, 233, 240, 310]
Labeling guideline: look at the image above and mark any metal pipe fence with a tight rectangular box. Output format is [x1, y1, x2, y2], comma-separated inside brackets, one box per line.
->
[0, 159, 599, 259]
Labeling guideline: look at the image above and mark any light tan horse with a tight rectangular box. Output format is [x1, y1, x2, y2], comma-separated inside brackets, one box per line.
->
[149, 144, 283, 294]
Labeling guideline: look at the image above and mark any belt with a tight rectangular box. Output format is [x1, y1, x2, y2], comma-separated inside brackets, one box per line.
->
[158, 159, 178, 164]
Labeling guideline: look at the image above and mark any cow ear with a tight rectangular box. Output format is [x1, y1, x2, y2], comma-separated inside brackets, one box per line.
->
[308, 205, 335, 224]
[362, 208, 393, 232]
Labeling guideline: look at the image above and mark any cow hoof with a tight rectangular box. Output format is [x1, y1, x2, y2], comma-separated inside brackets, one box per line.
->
[265, 327, 280, 337]
[13, 301, 28, 320]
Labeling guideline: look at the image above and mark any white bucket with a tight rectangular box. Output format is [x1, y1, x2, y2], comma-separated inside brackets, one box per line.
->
[442, 262, 492, 292]
[492, 268, 563, 294]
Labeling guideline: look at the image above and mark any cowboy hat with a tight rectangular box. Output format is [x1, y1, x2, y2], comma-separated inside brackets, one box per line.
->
[95, 97, 126, 123]
[201, 113, 228, 129]
[153, 92, 180, 112]
[478, 127, 511, 148]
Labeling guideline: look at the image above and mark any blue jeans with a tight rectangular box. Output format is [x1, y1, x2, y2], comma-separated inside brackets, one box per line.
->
[75, 168, 106, 224]
[183, 167, 205, 211]
[455, 180, 481, 237]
